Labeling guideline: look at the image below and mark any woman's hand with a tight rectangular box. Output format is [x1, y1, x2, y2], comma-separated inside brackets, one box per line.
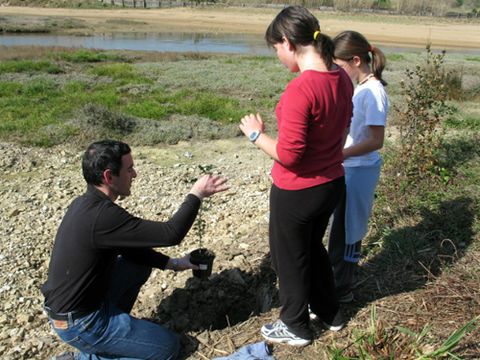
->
[239, 112, 280, 162]
[239, 113, 265, 138]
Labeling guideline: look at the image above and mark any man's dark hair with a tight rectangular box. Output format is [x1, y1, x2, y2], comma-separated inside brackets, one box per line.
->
[82, 140, 131, 185]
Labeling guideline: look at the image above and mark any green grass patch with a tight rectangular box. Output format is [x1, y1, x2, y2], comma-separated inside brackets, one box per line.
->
[466, 56, 480, 62]
[54, 49, 127, 63]
[0, 79, 66, 136]
[386, 53, 405, 62]
[89, 63, 152, 84]
[22, 78, 60, 97]
[125, 99, 169, 119]
[177, 91, 244, 123]
[0, 50, 478, 149]
[0, 81, 22, 97]
[124, 89, 246, 123]
[0, 60, 62, 74]
[446, 115, 480, 130]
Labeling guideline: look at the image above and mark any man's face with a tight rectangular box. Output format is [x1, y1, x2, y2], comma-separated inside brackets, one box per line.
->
[110, 153, 137, 198]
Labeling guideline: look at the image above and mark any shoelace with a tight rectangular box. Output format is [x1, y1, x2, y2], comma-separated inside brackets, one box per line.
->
[267, 321, 300, 339]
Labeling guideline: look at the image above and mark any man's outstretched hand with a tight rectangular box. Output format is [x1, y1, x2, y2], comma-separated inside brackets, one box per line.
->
[189, 175, 229, 200]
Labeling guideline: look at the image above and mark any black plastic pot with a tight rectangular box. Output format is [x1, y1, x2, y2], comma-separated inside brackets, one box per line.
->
[190, 248, 215, 279]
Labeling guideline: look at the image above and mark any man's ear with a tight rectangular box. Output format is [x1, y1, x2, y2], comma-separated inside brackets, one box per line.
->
[102, 169, 113, 186]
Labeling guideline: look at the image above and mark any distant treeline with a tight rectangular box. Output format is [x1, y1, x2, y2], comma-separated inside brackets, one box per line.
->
[97, 0, 480, 16]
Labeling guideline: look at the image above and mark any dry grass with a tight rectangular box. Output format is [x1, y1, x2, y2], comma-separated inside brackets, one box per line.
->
[184, 247, 480, 359]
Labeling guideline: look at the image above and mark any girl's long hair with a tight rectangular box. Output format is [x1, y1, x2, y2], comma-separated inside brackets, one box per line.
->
[265, 6, 334, 69]
[333, 30, 387, 86]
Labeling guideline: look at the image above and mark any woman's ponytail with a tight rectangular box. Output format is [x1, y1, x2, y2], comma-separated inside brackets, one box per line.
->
[315, 32, 335, 70]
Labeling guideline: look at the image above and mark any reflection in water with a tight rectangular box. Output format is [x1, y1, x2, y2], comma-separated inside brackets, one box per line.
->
[0, 32, 272, 55]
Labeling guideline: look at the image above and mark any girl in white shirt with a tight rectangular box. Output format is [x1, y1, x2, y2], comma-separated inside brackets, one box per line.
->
[328, 31, 389, 302]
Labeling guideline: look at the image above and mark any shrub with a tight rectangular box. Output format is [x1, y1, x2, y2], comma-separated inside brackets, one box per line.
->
[393, 46, 454, 186]
[81, 103, 136, 136]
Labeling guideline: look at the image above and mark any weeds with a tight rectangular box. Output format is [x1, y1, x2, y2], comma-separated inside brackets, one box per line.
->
[329, 306, 479, 359]
[418, 316, 479, 359]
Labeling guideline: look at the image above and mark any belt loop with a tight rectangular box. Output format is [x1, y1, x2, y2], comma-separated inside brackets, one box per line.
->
[68, 311, 74, 324]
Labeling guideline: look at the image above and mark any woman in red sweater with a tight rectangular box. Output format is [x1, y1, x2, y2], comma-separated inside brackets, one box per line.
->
[239, 6, 353, 346]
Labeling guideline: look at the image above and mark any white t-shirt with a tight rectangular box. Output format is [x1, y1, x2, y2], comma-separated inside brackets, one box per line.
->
[344, 79, 388, 167]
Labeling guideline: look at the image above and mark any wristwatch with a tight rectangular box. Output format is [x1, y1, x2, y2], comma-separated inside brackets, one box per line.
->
[248, 130, 261, 143]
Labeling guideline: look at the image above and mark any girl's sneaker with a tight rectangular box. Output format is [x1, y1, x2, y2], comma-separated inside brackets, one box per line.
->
[320, 311, 345, 332]
[261, 320, 311, 346]
[309, 308, 345, 332]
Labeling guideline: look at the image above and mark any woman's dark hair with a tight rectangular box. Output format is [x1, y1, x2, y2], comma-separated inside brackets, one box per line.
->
[265, 6, 335, 69]
[333, 30, 387, 86]
[82, 140, 131, 185]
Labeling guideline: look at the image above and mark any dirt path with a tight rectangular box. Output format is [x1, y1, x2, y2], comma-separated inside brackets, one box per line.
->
[0, 6, 479, 49]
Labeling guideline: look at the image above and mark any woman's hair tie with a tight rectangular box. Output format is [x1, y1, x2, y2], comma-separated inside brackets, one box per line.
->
[313, 30, 321, 41]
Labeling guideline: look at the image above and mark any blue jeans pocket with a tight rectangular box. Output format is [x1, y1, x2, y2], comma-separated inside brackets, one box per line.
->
[54, 325, 93, 353]
[52, 309, 106, 354]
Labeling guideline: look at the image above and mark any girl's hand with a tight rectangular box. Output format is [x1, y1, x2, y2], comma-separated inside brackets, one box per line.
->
[239, 113, 265, 137]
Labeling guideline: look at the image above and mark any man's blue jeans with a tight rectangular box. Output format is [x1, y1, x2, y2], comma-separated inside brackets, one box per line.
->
[48, 257, 180, 360]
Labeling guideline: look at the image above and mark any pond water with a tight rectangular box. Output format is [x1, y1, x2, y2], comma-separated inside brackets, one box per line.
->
[1, 32, 479, 55]
[0, 32, 271, 55]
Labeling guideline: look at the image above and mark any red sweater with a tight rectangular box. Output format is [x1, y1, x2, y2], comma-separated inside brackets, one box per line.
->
[272, 69, 353, 190]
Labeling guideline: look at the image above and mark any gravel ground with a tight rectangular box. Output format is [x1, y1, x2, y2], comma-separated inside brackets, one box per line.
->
[3, 138, 478, 360]
[0, 138, 275, 359]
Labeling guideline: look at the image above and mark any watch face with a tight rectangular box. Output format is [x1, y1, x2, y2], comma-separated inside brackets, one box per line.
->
[249, 131, 259, 141]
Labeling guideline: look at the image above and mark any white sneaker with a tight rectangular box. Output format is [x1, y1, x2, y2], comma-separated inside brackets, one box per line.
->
[261, 320, 311, 346]
[321, 311, 345, 332]
[309, 308, 345, 332]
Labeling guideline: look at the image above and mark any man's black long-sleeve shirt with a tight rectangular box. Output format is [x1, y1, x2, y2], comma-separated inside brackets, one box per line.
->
[41, 185, 200, 313]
